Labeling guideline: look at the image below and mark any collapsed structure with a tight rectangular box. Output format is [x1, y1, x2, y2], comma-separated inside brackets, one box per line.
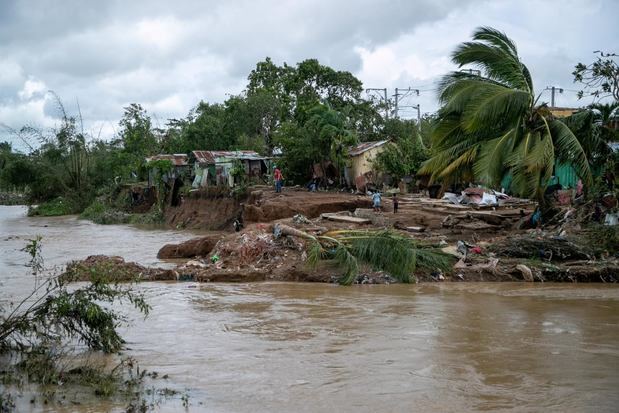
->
[190, 150, 270, 188]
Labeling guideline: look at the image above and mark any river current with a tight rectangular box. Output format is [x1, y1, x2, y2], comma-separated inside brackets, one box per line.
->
[1, 206, 618, 412]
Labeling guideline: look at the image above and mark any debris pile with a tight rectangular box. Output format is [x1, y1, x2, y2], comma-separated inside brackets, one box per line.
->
[489, 234, 593, 261]
[441, 188, 533, 207]
[214, 231, 280, 266]
[63, 255, 177, 282]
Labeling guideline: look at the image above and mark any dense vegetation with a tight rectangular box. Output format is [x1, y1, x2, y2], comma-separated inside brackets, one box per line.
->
[0, 58, 422, 213]
[0, 33, 617, 213]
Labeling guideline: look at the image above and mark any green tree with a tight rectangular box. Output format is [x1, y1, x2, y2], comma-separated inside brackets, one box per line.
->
[374, 134, 428, 183]
[118, 103, 157, 156]
[181, 102, 229, 150]
[247, 57, 380, 136]
[274, 104, 357, 184]
[0, 148, 37, 190]
[419, 27, 592, 200]
[573, 51, 619, 102]
[589, 102, 619, 134]
[561, 103, 618, 171]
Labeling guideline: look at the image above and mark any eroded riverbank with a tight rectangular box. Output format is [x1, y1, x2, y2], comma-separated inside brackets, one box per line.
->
[2, 206, 619, 412]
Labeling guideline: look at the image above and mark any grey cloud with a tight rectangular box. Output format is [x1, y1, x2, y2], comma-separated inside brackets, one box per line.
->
[0, 0, 617, 148]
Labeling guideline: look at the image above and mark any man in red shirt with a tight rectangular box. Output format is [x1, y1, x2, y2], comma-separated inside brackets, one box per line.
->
[274, 167, 283, 193]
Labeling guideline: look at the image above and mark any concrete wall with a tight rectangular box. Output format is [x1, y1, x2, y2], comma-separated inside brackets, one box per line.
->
[347, 145, 387, 185]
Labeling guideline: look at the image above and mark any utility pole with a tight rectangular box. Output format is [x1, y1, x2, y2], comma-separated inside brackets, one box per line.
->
[545, 86, 564, 107]
[412, 104, 420, 125]
[366, 88, 389, 119]
[393, 87, 419, 118]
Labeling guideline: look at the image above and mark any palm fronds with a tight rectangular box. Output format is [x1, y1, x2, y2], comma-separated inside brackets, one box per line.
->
[303, 228, 453, 285]
[422, 27, 593, 200]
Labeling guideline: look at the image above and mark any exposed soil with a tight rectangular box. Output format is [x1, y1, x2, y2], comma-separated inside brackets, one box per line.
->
[67, 186, 618, 285]
[157, 234, 223, 258]
[242, 188, 371, 223]
[164, 187, 371, 230]
[165, 196, 242, 230]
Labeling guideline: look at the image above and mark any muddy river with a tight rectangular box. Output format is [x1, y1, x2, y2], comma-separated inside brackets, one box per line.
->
[1, 205, 618, 412]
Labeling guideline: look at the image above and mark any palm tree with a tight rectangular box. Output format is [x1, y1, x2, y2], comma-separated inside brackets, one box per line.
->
[277, 224, 453, 285]
[419, 27, 592, 200]
[589, 102, 619, 133]
[562, 106, 616, 170]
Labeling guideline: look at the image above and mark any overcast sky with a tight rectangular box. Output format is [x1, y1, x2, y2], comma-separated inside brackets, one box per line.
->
[1, 0, 617, 149]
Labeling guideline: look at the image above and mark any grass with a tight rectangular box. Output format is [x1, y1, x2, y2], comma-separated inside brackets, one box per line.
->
[80, 199, 165, 225]
[27, 197, 78, 217]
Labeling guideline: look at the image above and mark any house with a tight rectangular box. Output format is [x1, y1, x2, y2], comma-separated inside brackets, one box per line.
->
[345, 140, 390, 188]
[549, 107, 579, 118]
[144, 154, 189, 187]
[190, 150, 269, 188]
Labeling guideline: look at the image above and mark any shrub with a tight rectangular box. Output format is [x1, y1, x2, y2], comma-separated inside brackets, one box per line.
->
[27, 197, 78, 217]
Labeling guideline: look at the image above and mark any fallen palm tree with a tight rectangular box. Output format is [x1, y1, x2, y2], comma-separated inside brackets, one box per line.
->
[275, 224, 454, 285]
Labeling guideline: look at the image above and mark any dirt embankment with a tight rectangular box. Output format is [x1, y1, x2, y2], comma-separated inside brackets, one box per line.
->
[164, 187, 371, 230]
[67, 225, 619, 284]
[242, 189, 371, 222]
[70, 188, 617, 285]
[165, 196, 242, 230]
[158, 234, 223, 259]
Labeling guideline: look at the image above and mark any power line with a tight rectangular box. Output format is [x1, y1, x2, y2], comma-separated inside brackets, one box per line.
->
[393, 87, 419, 118]
[365, 88, 389, 119]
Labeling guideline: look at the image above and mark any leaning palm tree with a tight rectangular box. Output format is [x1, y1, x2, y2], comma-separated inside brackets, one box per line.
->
[419, 27, 592, 200]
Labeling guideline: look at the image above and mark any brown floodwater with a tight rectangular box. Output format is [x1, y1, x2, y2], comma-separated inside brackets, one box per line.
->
[1, 206, 619, 412]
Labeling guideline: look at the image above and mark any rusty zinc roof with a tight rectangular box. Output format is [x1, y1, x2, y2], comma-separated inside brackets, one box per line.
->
[145, 154, 188, 166]
[348, 140, 390, 157]
[192, 150, 266, 164]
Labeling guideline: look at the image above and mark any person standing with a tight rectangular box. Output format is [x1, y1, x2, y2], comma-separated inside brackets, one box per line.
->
[274, 166, 283, 193]
[392, 193, 399, 213]
[604, 169, 615, 191]
[372, 191, 382, 212]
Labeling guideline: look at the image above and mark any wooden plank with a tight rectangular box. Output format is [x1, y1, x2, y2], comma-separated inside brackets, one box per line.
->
[466, 211, 507, 225]
[320, 213, 371, 224]
[420, 207, 470, 217]
[405, 226, 426, 233]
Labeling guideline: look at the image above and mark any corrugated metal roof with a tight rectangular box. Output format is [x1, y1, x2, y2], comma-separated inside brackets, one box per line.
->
[192, 150, 266, 164]
[145, 154, 188, 166]
[348, 140, 390, 156]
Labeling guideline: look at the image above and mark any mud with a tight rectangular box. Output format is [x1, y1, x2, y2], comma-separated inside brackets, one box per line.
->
[242, 189, 371, 222]
[165, 196, 242, 230]
[55, 188, 619, 285]
[157, 234, 223, 258]
[164, 187, 371, 230]
[65, 217, 619, 285]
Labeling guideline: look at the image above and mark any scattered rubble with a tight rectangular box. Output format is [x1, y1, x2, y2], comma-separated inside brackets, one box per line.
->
[320, 212, 371, 224]
[489, 234, 593, 261]
[63, 185, 619, 285]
